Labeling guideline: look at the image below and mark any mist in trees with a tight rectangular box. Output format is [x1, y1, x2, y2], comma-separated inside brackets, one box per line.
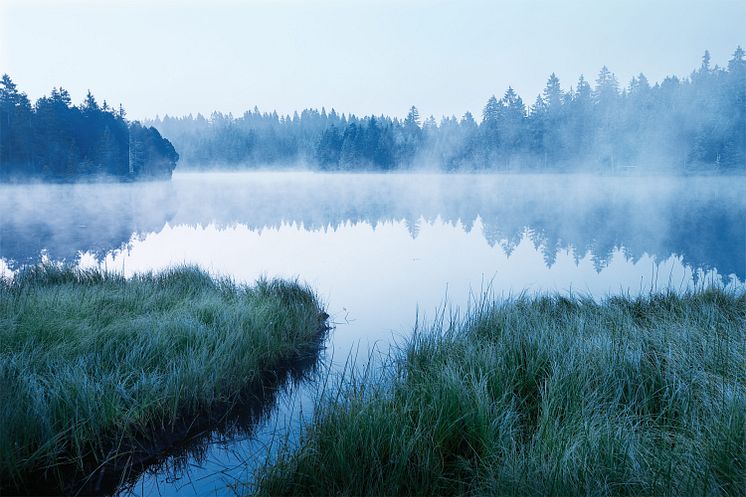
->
[0, 76, 179, 182]
[152, 47, 745, 173]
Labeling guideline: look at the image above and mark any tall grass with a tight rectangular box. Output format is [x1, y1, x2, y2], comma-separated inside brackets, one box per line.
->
[255, 290, 745, 496]
[0, 264, 327, 494]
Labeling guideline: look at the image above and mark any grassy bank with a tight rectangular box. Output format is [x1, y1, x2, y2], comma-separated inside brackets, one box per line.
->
[256, 290, 745, 496]
[0, 265, 327, 494]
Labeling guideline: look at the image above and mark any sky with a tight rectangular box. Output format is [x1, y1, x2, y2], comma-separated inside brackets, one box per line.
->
[1, 0, 744, 121]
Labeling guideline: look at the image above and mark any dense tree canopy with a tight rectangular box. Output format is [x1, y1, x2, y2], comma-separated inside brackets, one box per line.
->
[152, 48, 745, 173]
[0, 76, 178, 181]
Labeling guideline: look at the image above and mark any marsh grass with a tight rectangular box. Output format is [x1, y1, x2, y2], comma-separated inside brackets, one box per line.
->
[0, 264, 327, 495]
[256, 290, 745, 496]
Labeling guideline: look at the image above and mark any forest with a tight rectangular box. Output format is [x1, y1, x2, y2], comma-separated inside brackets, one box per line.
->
[0, 75, 179, 181]
[153, 47, 746, 173]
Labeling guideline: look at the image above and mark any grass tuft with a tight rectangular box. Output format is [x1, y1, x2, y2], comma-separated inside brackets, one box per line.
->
[0, 264, 327, 494]
[255, 290, 745, 496]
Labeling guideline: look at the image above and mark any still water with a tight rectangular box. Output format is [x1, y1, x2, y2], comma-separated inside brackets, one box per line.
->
[1, 172, 744, 494]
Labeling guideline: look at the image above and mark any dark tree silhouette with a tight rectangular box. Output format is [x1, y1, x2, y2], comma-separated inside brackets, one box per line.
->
[0, 77, 179, 181]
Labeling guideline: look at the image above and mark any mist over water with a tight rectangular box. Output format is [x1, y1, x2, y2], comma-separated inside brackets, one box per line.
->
[1, 171, 744, 495]
[2, 171, 744, 275]
[2, 171, 745, 342]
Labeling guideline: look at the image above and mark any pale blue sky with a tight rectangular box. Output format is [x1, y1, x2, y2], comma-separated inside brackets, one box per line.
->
[1, 0, 744, 121]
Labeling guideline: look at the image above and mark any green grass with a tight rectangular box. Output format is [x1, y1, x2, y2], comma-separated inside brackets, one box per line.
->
[255, 290, 746, 496]
[0, 264, 327, 492]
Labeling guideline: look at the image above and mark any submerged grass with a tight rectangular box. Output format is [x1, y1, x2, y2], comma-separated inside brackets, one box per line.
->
[0, 264, 327, 494]
[256, 290, 746, 496]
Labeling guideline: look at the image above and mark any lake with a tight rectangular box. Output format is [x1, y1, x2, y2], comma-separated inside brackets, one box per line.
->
[1, 171, 744, 495]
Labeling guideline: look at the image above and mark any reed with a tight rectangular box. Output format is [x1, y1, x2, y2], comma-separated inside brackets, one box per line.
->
[256, 289, 745, 496]
[0, 264, 327, 493]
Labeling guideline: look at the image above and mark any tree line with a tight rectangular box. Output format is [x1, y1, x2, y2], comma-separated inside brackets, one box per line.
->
[0, 75, 179, 181]
[152, 47, 745, 173]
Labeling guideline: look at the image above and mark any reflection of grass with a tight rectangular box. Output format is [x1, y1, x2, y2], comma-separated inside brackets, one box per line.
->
[0, 265, 327, 493]
[256, 290, 745, 496]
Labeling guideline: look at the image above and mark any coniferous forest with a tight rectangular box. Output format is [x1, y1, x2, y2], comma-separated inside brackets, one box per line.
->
[2, 48, 744, 180]
[153, 48, 745, 173]
[0, 75, 178, 182]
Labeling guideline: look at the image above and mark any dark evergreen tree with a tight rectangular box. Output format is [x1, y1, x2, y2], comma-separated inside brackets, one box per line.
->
[0, 76, 178, 181]
[0, 75, 34, 175]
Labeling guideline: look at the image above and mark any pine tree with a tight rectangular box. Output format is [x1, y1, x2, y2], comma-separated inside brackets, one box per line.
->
[542, 73, 563, 111]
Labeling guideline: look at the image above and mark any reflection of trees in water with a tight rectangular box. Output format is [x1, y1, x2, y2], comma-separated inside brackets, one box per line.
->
[1, 176, 743, 280]
[210, 191, 742, 280]
[0, 182, 177, 267]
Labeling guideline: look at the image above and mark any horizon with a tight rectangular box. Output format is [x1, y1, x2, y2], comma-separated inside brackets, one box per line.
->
[1, 0, 744, 121]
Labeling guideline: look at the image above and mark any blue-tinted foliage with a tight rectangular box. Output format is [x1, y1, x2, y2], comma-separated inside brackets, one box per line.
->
[154, 48, 746, 173]
[0, 78, 179, 181]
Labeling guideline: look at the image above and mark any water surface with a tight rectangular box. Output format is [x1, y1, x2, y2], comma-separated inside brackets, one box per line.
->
[1, 172, 744, 494]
